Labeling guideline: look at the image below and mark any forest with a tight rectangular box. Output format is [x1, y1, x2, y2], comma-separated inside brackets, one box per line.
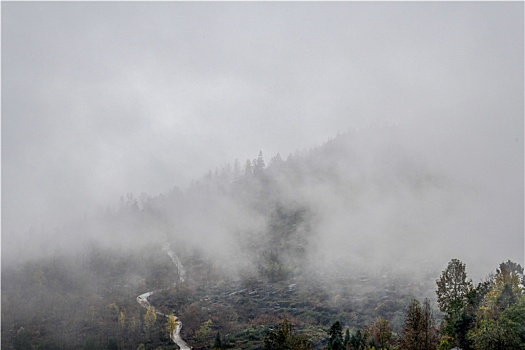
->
[2, 130, 524, 350]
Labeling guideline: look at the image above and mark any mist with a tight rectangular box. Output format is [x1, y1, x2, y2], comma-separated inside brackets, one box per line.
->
[2, 0, 523, 319]
[2, 3, 524, 349]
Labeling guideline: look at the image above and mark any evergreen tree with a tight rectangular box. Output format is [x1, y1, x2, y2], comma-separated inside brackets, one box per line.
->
[401, 299, 423, 350]
[13, 328, 32, 350]
[401, 299, 438, 350]
[270, 152, 284, 167]
[349, 329, 365, 350]
[255, 150, 266, 173]
[421, 299, 439, 350]
[214, 331, 222, 349]
[244, 159, 253, 176]
[264, 319, 312, 350]
[233, 158, 241, 181]
[344, 329, 350, 347]
[327, 321, 344, 350]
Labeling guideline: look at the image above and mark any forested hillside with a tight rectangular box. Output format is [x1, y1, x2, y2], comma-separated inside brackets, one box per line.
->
[2, 129, 523, 349]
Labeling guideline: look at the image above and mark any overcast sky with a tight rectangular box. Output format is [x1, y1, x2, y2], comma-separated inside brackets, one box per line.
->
[2, 0, 523, 262]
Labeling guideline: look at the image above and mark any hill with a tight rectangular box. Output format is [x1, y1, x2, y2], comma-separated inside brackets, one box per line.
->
[1, 128, 484, 349]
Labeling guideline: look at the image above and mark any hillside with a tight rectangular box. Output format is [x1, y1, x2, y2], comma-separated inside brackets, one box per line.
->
[1, 128, 513, 349]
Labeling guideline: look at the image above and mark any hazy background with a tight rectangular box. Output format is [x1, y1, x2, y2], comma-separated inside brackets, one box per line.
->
[2, 2, 523, 277]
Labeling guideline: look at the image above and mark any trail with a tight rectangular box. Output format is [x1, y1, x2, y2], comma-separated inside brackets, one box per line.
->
[136, 239, 191, 350]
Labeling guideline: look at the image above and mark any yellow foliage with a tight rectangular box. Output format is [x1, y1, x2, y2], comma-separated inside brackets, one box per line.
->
[484, 267, 523, 312]
[167, 313, 178, 334]
[195, 319, 213, 342]
[144, 306, 157, 333]
[118, 310, 126, 329]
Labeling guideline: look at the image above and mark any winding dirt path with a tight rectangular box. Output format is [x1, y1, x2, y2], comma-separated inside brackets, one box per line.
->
[136, 240, 191, 349]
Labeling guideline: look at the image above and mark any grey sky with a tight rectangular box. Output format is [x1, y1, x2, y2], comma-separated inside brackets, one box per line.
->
[2, 1, 523, 269]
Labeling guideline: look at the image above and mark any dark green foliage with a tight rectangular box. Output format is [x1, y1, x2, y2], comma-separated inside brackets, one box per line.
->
[436, 259, 472, 314]
[436, 259, 525, 350]
[83, 338, 98, 350]
[327, 321, 344, 350]
[264, 320, 312, 350]
[436, 259, 475, 348]
[13, 328, 33, 350]
[497, 260, 524, 277]
[465, 261, 525, 350]
[214, 331, 223, 349]
[348, 330, 366, 350]
[106, 338, 118, 350]
[468, 296, 525, 350]
[446, 279, 492, 350]
[344, 329, 350, 347]
[496, 283, 517, 310]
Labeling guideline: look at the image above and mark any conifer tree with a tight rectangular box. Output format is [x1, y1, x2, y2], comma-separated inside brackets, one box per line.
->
[401, 299, 438, 350]
[214, 331, 222, 349]
[327, 321, 344, 350]
[401, 299, 423, 350]
[244, 159, 253, 176]
[344, 328, 350, 347]
[255, 150, 265, 172]
[349, 329, 365, 350]
[233, 159, 241, 180]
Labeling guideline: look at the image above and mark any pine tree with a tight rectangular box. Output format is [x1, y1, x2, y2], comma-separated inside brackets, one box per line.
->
[214, 331, 222, 349]
[255, 150, 265, 173]
[270, 152, 284, 167]
[421, 299, 439, 350]
[401, 299, 423, 350]
[13, 327, 33, 350]
[244, 159, 253, 176]
[328, 321, 344, 350]
[344, 329, 350, 347]
[264, 319, 312, 350]
[233, 159, 241, 180]
[349, 329, 364, 350]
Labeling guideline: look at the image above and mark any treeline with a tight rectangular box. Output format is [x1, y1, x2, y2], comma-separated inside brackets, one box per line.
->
[5, 128, 450, 280]
[2, 243, 179, 350]
[255, 259, 525, 350]
[5, 256, 522, 349]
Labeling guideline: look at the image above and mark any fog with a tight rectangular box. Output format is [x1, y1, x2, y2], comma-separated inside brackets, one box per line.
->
[2, 2, 523, 282]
